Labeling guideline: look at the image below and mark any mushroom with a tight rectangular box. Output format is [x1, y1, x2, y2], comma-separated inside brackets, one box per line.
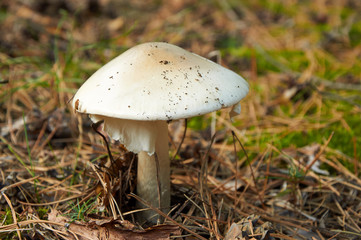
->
[72, 42, 249, 223]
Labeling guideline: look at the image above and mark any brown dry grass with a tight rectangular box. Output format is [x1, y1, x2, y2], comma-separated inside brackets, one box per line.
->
[1, 0, 361, 239]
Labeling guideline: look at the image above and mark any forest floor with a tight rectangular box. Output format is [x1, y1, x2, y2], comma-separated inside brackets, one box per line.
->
[0, 0, 361, 239]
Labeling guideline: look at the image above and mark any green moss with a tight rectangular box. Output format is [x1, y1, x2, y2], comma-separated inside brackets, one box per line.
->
[0, 7, 7, 23]
[188, 111, 218, 131]
[259, 0, 290, 16]
[0, 208, 14, 225]
[37, 207, 49, 219]
[238, 97, 361, 173]
[0, 208, 16, 239]
[188, 116, 205, 130]
[227, 46, 311, 74]
[349, 20, 361, 47]
[275, 122, 360, 169]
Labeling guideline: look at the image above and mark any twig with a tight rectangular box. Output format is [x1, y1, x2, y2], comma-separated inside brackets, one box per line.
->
[0, 176, 40, 192]
[199, 133, 217, 235]
[171, 194, 193, 222]
[232, 130, 238, 206]
[18, 194, 85, 206]
[1, 192, 22, 240]
[89, 162, 123, 220]
[30, 121, 48, 155]
[270, 233, 299, 240]
[207, 191, 222, 240]
[36, 124, 60, 155]
[183, 194, 205, 216]
[91, 120, 117, 175]
[181, 215, 214, 234]
[262, 146, 273, 198]
[129, 193, 208, 240]
[172, 119, 187, 161]
[317, 90, 361, 108]
[0, 219, 65, 231]
[305, 132, 334, 173]
[331, 230, 361, 237]
[37, 175, 73, 195]
[352, 137, 358, 176]
[231, 131, 265, 208]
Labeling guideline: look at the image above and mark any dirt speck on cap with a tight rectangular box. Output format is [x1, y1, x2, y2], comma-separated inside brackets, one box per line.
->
[159, 60, 170, 65]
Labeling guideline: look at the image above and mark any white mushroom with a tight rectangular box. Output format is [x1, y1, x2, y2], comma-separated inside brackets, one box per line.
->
[72, 42, 249, 223]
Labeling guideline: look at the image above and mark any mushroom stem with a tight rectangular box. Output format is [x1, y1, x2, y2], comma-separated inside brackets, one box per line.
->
[89, 116, 171, 223]
[136, 121, 170, 223]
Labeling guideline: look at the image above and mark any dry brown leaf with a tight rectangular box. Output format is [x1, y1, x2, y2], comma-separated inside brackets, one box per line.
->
[48, 209, 181, 240]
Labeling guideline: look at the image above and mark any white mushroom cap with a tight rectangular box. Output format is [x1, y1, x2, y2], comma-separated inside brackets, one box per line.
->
[72, 42, 249, 121]
[72, 42, 249, 154]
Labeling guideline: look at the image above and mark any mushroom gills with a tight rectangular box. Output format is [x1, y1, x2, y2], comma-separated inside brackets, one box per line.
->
[90, 115, 166, 155]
